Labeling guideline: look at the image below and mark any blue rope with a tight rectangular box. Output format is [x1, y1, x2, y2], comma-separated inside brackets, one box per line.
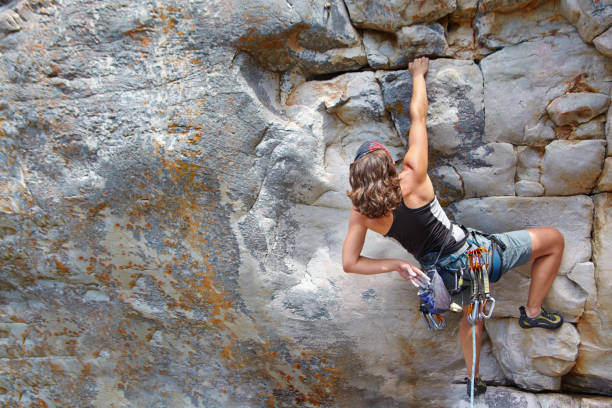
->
[470, 317, 475, 407]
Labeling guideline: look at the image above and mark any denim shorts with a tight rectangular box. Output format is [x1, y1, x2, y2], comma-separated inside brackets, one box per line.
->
[432, 228, 533, 307]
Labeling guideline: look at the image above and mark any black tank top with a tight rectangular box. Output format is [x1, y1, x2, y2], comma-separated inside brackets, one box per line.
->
[384, 196, 466, 262]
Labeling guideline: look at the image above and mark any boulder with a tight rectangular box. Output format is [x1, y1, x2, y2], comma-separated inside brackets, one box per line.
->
[593, 27, 612, 57]
[546, 92, 610, 127]
[595, 157, 612, 193]
[486, 318, 579, 391]
[376, 59, 484, 153]
[449, 196, 594, 276]
[481, 33, 611, 144]
[560, 0, 612, 43]
[363, 24, 448, 70]
[475, 0, 574, 49]
[541, 140, 606, 195]
[344, 0, 457, 32]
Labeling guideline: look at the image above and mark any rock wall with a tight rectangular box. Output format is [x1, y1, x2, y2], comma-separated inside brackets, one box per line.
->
[0, 0, 611, 407]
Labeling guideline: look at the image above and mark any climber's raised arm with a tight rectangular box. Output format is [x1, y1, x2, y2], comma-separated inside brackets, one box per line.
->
[402, 57, 429, 181]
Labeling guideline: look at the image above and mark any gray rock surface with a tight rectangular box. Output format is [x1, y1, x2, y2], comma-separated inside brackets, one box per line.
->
[475, 0, 574, 49]
[516, 181, 544, 197]
[595, 157, 612, 193]
[363, 24, 448, 69]
[377, 59, 484, 153]
[2, 0, 612, 406]
[344, 0, 457, 32]
[560, 0, 612, 43]
[541, 140, 606, 195]
[546, 92, 610, 126]
[486, 318, 579, 391]
[594, 26, 612, 56]
[482, 33, 611, 144]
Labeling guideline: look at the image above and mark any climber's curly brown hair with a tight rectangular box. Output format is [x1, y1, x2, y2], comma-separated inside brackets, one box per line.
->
[347, 149, 402, 218]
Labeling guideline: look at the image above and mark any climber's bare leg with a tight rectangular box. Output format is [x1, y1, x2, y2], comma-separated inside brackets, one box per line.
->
[524, 228, 564, 318]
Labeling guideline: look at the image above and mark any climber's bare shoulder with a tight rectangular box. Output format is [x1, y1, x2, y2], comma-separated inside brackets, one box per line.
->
[398, 170, 435, 208]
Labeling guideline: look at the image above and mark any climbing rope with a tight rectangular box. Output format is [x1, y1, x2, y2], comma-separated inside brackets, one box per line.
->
[470, 317, 475, 407]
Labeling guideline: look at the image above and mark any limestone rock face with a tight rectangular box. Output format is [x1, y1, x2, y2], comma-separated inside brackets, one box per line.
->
[546, 92, 610, 126]
[344, 0, 457, 32]
[595, 157, 612, 193]
[2, 0, 612, 406]
[560, 0, 612, 43]
[363, 24, 448, 70]
[593, 27, 612, 56]
[377, 59, 484, 153]
[541, 140, 606, 195]
[481, 33, 611, 144]
[475, 0, 574, 49]
[486, 318, 580, 391]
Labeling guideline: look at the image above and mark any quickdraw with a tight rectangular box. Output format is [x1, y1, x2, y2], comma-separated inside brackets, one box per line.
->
[466, 247, 496, 324]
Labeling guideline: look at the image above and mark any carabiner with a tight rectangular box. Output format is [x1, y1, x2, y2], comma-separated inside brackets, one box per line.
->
[479, 297, 496, 319]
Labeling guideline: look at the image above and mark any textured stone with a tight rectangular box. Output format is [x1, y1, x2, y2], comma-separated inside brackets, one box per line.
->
[234, 0, 366, 74]
[517, 146, 544, 182]
[482, 33, 612, 144]
[486, 318, 579, 391]
[344, 0, 457, 32]
[567, 262, 597, 310]
[595, 157, 612, 193]
[475, 0, 574, 49]
[541, 140, 606, 195]
[571, 116, 606, 140]
[452, 143, 516, 198]
[377, 59, 484, 153]
[449, 196, 594, 276]
[566, 194, 612, 396]
[608, 101, 612, 156]
[363, 24, 448, 69]
[2, 0, 612, 405]
[593, 27, 612, 56]
[544, 275, 587, 323]
[430, 165, 464, 206]
[546, 92, 610, 127]
[516, 180, 544, 197]
[560, 0, 612, 43]
[523, 120, 556, 146]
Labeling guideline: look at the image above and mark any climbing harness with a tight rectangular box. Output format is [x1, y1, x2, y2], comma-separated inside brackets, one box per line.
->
[465, 247, 496, 324]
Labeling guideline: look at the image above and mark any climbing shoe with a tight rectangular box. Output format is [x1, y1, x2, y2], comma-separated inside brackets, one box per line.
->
[518, 306, 563, 329]
[465, 376, 487, 397]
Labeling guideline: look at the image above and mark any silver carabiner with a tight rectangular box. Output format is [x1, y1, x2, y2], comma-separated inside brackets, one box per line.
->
[480, 297, 496, 319]
[467, 299, 480, 324]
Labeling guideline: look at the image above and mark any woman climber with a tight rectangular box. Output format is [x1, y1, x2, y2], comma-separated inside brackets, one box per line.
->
[341, 57, 565, 397]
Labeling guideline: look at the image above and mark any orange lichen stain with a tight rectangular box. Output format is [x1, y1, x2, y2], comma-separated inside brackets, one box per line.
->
[9, 316, 26, 323]
[566, 73, 598, 93]
[48, 361, 65, 376]
[31, 399, 48, 408]
[53, 258, 70, 275]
